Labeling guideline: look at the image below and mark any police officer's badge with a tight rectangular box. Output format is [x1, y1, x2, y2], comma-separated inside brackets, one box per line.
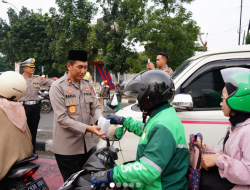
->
[67, 78, 73, 85]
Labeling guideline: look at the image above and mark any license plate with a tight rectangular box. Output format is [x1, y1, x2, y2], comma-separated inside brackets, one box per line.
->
[21, 178, 49, 190]
[59, 169, 85, 190]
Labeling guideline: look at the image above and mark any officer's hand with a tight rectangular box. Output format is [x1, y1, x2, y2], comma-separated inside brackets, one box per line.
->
[107, 115, 125, 124]
[91, 169, 113, 188]
[87, 125, 105, 138]
[147, 62, 155, 70]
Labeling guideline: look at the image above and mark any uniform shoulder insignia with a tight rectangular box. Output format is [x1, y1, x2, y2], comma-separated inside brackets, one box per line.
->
[165, 70, 170, 74]
[83, 78, 89, 81]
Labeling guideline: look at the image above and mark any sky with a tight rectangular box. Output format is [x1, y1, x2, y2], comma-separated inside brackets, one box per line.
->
[0, 0, 250, 52]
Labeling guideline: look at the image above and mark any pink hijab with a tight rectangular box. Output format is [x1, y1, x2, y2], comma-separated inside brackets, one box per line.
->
[0, 98, 27, 132]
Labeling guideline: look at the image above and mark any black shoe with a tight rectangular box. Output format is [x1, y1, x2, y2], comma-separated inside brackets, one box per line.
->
[32, 153, 39, 159]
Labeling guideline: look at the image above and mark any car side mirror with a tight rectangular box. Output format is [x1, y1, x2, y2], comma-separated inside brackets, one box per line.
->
[172, 94, 193, 111]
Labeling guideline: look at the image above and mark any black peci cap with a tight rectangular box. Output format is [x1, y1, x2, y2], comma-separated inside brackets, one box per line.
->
[68, 50, 88, 62]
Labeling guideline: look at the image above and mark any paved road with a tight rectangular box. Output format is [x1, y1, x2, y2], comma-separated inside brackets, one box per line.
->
[32, 156, 63, 190]
[38, 103, 131, 130]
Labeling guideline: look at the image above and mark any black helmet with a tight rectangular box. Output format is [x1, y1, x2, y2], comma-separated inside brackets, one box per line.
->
[124, 70, 175, 113]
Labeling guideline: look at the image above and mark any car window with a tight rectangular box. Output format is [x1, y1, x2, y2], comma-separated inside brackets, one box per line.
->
[171, 59, 194, 80]
[181, 69, 224, 108]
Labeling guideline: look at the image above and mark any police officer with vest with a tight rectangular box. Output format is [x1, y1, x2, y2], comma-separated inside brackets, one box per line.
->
[147, 52, 173, 75]
[19, 58, 53, 158]
[49, 50, 105, 182]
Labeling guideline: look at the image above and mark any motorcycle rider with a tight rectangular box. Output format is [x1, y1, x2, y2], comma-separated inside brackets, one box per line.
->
[92, 70, 189, 189]
[0, 71, 33, 180]
[197, 68, 250, 189]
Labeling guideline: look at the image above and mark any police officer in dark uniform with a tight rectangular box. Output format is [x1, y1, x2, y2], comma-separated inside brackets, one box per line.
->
[19, 58, 53, 157]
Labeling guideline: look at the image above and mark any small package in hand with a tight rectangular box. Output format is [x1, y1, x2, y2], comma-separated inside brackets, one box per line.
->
[98, 116, 106, 127]
[101, 119, 110, 136]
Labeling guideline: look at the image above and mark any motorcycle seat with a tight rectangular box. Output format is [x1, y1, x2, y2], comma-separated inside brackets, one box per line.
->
[12, 155, 37, 167]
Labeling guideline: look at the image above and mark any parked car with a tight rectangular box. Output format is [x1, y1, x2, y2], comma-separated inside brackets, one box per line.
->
[97, 45, 250, 165]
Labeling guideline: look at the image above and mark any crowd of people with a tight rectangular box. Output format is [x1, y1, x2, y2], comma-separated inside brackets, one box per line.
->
[0, 50, 250, 190]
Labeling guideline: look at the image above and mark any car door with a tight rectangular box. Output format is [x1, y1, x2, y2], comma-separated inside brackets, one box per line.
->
[176, 59, 250, 148]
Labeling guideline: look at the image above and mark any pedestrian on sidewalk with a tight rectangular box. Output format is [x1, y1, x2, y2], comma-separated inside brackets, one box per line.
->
[101, 80, 110, 112]
[115, 84, 122, 111]
[49, 50, 105, 182]
[19, 58, 53, 158]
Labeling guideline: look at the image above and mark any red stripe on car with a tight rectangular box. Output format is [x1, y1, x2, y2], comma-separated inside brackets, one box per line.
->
[181, 120, 230, 125]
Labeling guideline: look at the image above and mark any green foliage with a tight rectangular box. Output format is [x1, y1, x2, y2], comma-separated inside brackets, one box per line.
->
[0, 56, 12, 71]
[0, 7, 54, 75]
[130, 0, 200, 70]
[126, 52, 148, 73]
[95, 0, 147, 76]
[246, 34, 250, 45]
[195, 43, 204, 51]
[47, 0, 97, 73]
[0, 0, 201, 75]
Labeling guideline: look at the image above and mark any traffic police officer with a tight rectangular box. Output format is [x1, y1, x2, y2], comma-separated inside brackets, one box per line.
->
[49, 50, 105, 182]
[147, 52, 173, 75]
[19, 58, 53, 157]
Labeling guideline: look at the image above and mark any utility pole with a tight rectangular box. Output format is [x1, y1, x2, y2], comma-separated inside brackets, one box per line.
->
[242, 30, 245, 45]
[238, 0, 243, 45]
[247, 20, 250, 35]
[199, 31, 208, 52]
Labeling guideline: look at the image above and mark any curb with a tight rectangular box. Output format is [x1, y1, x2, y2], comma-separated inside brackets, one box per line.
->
[36, 139, 53, 152]
[121, 99, 137, 104]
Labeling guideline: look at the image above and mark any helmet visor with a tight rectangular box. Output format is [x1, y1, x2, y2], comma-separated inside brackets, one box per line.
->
[124, 74, 148, 100]
[221, 67, 250, 89]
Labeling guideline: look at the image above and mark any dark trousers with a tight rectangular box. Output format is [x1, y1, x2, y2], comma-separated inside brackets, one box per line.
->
[55, 149, 92, 182]
[24, 104, 40, 153]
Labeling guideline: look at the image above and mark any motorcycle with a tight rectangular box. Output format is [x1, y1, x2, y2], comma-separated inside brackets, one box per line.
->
[59, 126, 129, 190]
[0, 155, 49, 190]
[39, 88, 52, 114]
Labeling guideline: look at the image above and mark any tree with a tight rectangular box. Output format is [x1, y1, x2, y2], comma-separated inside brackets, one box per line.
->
[95, 0, 147, 81]
[0, 7, 54, 75]
[246, 34, 250, 45]
[130, 0, 200, 70]
[47, 0, 97, 73]
[0, 56, 12, 71]
[126, 52, 148, 73]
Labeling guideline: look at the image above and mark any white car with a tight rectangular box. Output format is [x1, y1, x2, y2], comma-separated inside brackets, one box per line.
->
[97, 45, 250, 165]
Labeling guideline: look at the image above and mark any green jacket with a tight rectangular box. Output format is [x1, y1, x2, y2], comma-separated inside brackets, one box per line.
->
[112, 104, 189, 190]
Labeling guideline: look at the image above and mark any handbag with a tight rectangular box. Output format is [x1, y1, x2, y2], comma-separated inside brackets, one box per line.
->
[107, 95, 117, 110]
[111, 94, 118, 106]
[187, 133, 203, 190]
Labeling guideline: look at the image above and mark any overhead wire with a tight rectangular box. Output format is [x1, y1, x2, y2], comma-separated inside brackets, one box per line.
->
[206, 23, 248, 41]
[199, 7, 239, 26]
[201, 18, 248, 34]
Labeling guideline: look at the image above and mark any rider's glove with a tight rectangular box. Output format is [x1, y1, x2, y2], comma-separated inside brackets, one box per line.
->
[107, 115, 126, 124]
[91, 169, 113, 187]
